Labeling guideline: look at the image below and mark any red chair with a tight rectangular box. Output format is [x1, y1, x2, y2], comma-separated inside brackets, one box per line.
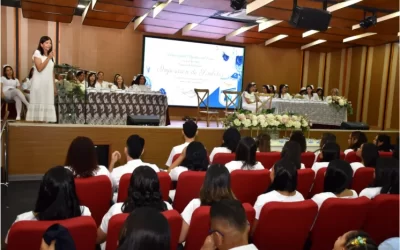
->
[344, 151, 362, 163]
[253, 200, 318, 250]
[316, 152, 345, 162]
[8, 216, 97, 250]
[297, 169, 315, 199]
[309, 167, 327, 198]
[256, 152, 281, 170]
[301, 152, 316, 168]
[212, 153, 235, 165]
[75, 176, 112, 226]
[172, 154, 181, 163]
[184, 203, 255, 250]
[351, 168, 375, 194]
[106, 210, 182, 250]
[310, 197, 370, 250]
[117, 172, 171, 202]
[231, 169, 270, 205]
[363, 194, 400, 244]
[379, 152, 393, 158]
[173, 171, 206, 213]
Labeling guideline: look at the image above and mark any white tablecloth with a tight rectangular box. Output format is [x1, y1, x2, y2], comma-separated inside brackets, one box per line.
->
[270, 139, 320, 152]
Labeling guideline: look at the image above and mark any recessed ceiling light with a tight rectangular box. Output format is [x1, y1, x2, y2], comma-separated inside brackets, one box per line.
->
[343, 32, 377, 42]
[256, 18, 268, 23]
[352, 11, 400, 30]
[264, 34, 288, 46]
[77, 4, 86, 9]
[246, 0, 275, 14]
[258, 20, 282, 32]
[302, 27, 331, 38]
[226, 25, 258, 38]
[301, 39, 326, 50]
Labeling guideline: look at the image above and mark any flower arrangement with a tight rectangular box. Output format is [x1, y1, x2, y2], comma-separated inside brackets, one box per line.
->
[57, 80, 85, 101]
[326, 95, 353, 115]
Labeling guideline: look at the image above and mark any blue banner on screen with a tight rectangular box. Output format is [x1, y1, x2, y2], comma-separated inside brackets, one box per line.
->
[142, 37, 245, 108]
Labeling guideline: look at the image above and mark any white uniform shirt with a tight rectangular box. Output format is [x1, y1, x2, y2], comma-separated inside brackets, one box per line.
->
[111, 159, 159, 189]
[344, 149, 355, 155]
[181, 198, 202, 225]
[311, 190, 358, 209]
[231, 244, 258, 250]
[165, 142, 190, 167]
[22, 78, 31, 91]
[225, 161, 264, 173]
[1, 76, 20, 92]
[254, 190, 304, 219]
[169, 166, 188, 181]
[359, 187, 382, 199]
[350, 162, 365, 175]
[311, 162, 329, 176]
[65, 165, 112, 185]
[209, 147, 232, 163]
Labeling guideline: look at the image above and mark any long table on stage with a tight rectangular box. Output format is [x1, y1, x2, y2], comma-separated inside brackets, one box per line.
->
[57, 91, 168, 126]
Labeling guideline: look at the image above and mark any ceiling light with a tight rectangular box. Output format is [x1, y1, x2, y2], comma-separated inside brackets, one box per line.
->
[153, 0, 172, 18]
[264, 34, 288, 46]
[77, 4, 86, 9]
[226, 25, 258, 38]
[301, 39, 326, 50]
[302, 27, 331, 38]
[256, 18, 269, 23]
[183, 23, 198, 32]
[343, 32, 377, 42]
[352, 11, 400, 30]
[258, 20, 282, 32]
[134, 13, 149, 30]
[246, 0, 274, 14]
[326, 0, 362, 12]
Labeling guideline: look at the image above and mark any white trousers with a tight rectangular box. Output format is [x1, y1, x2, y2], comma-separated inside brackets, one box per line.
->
[4, 89, 29, 118]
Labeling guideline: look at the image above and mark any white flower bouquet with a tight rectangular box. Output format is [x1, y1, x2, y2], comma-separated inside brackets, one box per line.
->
[326, 95, 353, 115]
[57, 80, 85, 101]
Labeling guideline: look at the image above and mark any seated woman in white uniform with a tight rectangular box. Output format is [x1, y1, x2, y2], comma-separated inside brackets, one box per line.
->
[209, 127, 241, 162]
[344, 131, 368, 155]
[303, 85, 319, 101]
[281, 141, 306, 169]
[225, 137, 264, 173]
[242, 82, 263, 113]
[350, 143, 379, 174]
[275, 84, 292, 99]
[316, 87, 325, 101]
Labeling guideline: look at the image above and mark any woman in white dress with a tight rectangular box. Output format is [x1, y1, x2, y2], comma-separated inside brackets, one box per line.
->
[316, 87, 325, 101]
[344, 131, 368, 155]
[304, 85, 319, 101]
[111, 75, 125, 90]
[26, 36, 57, 122]
[225, 137, 264, 173]
[209, 127, 241, 162]
[276, 84, 292, 99]
[242, 82, 263, 112]
[1, 65, 29, 120]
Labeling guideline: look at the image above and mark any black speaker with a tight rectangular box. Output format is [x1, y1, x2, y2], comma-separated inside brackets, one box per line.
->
[127, 115, 160, 126]
[340, 122, 369, 130]
[289, 6, 331, 31]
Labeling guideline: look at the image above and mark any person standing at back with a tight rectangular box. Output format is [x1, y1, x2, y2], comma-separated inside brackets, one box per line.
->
[165, 120, 198, 167]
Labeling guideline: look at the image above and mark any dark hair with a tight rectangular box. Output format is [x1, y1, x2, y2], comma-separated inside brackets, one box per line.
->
[372, 158, 399, 195]
[306, 85, 314, 96]
[97, 71, 104, 76]
[376, 134, 392, 152]
[235, 137, 258, 169]
[76, 71, 84, 78]
[290, 131, 306, 153]
[281, 141, 302, 170]
[322, 142, 340, 162]
[268, 158, 297, 193]
[28, 67, 34, 79]
[324, 160, 353, 194]
[43, 224, 76, 250]
[316, 87, 324, 100]
[183, 120, 198, 139]
[122, 166, 167, 213]
[200, 164, 235, 206]
[126, 135, 145, 159]
[114, 75, 125, 90]
[257, 133, 271, 153]
[118, 207, 170, 250]
[262, 85, 271, 94]
[87, 72, 97, 87]
[278, 84, 286, 98]
[34, 166, 82, 220]
[132, 74, 147, 86]
[361, 143, 379, 168]
[65, 136, 98, 178]
[3, 66, 15, 80]
[181, 141, 209, 171]
[36, 36, 53, 57]
[221, 127, 241, 152]
[245, 82, 256, 94]
[319, 133, 337, 150]
[343, 231, 377, 250]
[210, 199, 247, 233]
[349, 131, 368, 151]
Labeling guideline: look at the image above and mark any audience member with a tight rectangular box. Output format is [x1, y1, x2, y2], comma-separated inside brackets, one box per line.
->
[117, 207, 170, 250]
[256, 133, 271, 153]
[312, 142, 340, 174]
[345, 131, 368, 155]
[179, 164, 236, 242]
[359, 158, 399, 199]
[374, 134, 392, 152]
[225, 137, 264, 173]
[41, 224, 76, 250]
[165, 120, 198, 167]
[333, 230, 377, 250]
[378, 237, 400, 250]
[281, 141, 305, 169]
[289, 131, 307, 153]
[351, 143, 379, 173]
[312, 160, 357, 209]
[209, 127, 241, 162]
[314, 132, 337, 162]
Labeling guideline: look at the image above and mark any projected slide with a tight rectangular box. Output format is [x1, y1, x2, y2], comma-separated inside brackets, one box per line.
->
[142, 37, 245, 108]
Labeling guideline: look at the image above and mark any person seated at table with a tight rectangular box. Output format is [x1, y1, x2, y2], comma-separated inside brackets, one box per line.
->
[86, 72, 98, 88]
[225, 137, 264, 173]
[165, 120, 198, 167]
[96, 71, 109, 88]
[333, 231, 377, 250]
[112, 74, 125, 90]
[299, 87, 306, 95]
[344, 131, 368, 155]
[359, 158, 399, 199]
[351, 143, 379, 173]
[281, 141, 305, 169]
[290, 131, 307, 153]
[373, 134, 392, 152]
[304, 85, 319, 101]
[316, 87, 324, 100]
[22, 67, 34, 101]
[275, 84, 291, 99]
[312, 142, 340, 174]
[272, 85, 277, 94]
[5, 166, 91, 243]
[314, 133, 337, 162]
[209, 127, 241, 162]
[261, 85, 269, 94]
[66, 71, 76, 82]
[76, 71, 86, 86]
[257, 133, 271, 153]
[312, 160, 357, 209]
[132, 74, 146, 86]
[331, 88, 339, 96]
[242, 82, 264, 113]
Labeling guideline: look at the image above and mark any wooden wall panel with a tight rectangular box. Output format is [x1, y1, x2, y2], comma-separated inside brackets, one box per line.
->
[384, 43, 399, 130]
[324, 49, 344, 94]
[305, 51, 320, 87]
[1, 7, 16, 75]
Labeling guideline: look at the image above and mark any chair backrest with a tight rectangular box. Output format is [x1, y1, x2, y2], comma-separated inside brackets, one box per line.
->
[8, 216, 97, 250]
[310, 197, 371, 250]
[231, 169, 270, 205]
[106, 210, 182, 250]
[172, 154, 181, 163]
[117, 172, 171, 203]
[253, 200, 318, 250]
[351, 167, 375, 194]
[344, 151, 362, 163]
[222, 90, 242, 113]
[316, 152, 345, 162]
[363, 194, 400, 244]
[184, 203, 255, 250]
[173, 171, 206, 213]
[301, 152, 316, 168]
[297, 169, 315, 199]
[309, 167, 327, 198]
[212, 153, 235, 165]
[194, 89, 210, 111]
[75, 176, 112, 227]
[256, 152, 281, 170]
[378, 151, 393, 158]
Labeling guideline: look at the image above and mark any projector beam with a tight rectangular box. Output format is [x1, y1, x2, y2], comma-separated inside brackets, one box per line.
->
[246, 0, 274, 14]
[301, 39, 326, 50]
[264, 34, 288, 46]
[343, 32, 377, 43]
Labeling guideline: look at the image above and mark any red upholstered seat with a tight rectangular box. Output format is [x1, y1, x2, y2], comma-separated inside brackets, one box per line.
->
[105, 210, 182, 250]
[256, 152, 281, 170]
[363, 194, 400, 244]
[231, 169, 270, 205]
[117, 172, 171, 202]
[8, 216, 97, 250]
[253, 200, 318, 250]
[309, 167, 327, 198]
[301, 152, 316, 168]
[344, 151, 362, 163]
[378, 151, 393, 158]
[212, 153, 235, 165]
[173, 171, 206, 213]
[310, 197, 370, 250]
[172, 153, 181, 163]
[75, 175, 112, 226]
[351, 167, 375, 194]
[297, 169, 315, 199]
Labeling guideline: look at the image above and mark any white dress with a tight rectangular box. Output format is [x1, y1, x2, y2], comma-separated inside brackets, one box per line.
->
[242, 92, 259, 113]
[26, 50, 57, 122]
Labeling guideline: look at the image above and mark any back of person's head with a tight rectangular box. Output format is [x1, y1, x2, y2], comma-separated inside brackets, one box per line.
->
[257, 133, 271, 152]
[35, 166, 82, 220]
[126, 135, 145, 159]
[349, 131, 368, 150]
[122, 166, 166, 213]
[360, 143, 379, 168]
[42, 224, 76, 250]
[322, 142, 340, 162]
[373, 158, 399, 195]
[65, 136, 98, 178]
[222, 127, 241, 152]
[268, 158, 297, 193]
[182, 120, 198, 139]
[376, 134, 392, 152]
[289, 131, 306, 153]
[333, 230, 377, 250]
[235, 137, 257, 169]
[320, 132, 337, 150]
[118, 207, 170, 250]
[324, 160, 353, 194]
[200, 164, 235, 206]
[181, 141, 209, 171]
[281, 141, 302, 169]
